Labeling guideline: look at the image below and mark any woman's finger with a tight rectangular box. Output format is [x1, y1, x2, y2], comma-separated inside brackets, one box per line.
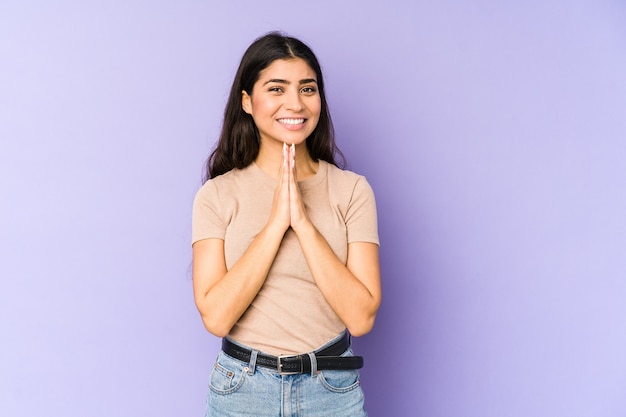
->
[267, 143, 291, 232]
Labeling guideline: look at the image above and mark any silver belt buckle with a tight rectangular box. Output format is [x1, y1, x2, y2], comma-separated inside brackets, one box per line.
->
[277, 355, 302, 375]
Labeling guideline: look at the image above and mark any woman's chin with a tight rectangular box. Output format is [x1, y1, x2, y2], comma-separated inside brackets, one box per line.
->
[260, 133, 308, 147]
[282, 137, 307, 146]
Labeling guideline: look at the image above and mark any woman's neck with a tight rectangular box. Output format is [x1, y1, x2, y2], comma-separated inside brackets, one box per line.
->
[255, 141, 318, 181]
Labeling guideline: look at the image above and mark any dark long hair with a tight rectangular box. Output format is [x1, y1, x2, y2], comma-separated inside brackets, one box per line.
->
[204, 32, 343, 181]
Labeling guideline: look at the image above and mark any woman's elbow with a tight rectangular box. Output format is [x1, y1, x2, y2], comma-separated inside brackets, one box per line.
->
[200, 314, 232, 338]
[346, 313, 377, 337]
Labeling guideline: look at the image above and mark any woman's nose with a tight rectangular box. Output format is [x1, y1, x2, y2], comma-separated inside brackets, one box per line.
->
[284, 90, 303, 111]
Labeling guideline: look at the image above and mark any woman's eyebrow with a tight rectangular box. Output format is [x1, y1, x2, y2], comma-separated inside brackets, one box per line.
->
[263, 78, 318, 86]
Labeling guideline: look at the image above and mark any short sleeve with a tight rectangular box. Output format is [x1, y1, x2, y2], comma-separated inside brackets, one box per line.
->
[191, 181, 226, 245]
[345, 176, 379, 245]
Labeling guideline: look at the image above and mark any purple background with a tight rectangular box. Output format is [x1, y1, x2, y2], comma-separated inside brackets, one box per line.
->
[2, 1, 626, 416]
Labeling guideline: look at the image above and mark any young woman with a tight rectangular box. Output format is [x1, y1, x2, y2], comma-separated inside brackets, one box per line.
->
[192, 32, 381, 416]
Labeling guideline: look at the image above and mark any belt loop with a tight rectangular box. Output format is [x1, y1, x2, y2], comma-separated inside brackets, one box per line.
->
[307, 352, 317, 377]
[248, 349, 259, 375]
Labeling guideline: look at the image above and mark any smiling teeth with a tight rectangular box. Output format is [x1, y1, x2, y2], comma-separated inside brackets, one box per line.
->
[278, 118, 304, 125]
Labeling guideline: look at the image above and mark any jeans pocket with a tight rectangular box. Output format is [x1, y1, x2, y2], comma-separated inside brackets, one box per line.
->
[319, 368, 361, 393]
[318, 348, 362, 393]
[209, 353, 247, 395]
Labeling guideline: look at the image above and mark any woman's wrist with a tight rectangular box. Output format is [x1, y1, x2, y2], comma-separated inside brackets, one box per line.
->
[291, 218, 317, 240]
[263, 220, 290, 239]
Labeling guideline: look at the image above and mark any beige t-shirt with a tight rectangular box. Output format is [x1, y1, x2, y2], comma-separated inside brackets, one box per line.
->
[192, 160, 379, 355]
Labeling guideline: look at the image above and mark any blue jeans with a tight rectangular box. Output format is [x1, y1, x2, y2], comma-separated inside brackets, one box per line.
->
[205, 334, 367, 416]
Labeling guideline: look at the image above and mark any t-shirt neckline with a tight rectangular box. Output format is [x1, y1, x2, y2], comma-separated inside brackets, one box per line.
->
[250, 160, 328, 191]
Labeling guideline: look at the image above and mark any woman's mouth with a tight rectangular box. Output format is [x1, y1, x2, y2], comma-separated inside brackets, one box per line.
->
[277, 118, 305, 126]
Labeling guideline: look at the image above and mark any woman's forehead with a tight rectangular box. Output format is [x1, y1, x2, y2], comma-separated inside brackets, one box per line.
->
[257, 58, 317, 82]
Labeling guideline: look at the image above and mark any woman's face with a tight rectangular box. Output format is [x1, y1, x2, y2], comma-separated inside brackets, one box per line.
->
[242, 58, 321, 147]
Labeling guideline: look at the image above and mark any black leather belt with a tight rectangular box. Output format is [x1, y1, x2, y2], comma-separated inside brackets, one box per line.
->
[221, 331, 363, 375]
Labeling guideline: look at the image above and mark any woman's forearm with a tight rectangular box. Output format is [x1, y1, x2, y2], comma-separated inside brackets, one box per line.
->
[293, 222, 381, 336]
[192, 223, 286, 337]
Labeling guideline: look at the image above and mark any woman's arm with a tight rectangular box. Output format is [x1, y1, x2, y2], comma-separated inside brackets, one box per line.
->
[192, 224, 285, 337]
[294, 226, 381, 337]
[192, 155, 293, 337]
[287, 146, 381, 336]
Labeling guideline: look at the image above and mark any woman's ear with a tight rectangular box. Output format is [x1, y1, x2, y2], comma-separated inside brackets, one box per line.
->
[241, 90, 252, 114]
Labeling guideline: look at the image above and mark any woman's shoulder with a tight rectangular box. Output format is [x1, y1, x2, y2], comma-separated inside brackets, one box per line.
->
[196, 163, 271, 201]
[195, 169, 233, 193]
[201, 164, 258, 187]
[194, 167, 245, 198]
[324, 160, 358, 177]
[321, 161, 376, 204]
[323, 161, 369, 186]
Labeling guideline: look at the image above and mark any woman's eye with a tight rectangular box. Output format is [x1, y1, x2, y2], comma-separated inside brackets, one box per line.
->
[268, 86, 283, 93]
[301, 86, 317, 94]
